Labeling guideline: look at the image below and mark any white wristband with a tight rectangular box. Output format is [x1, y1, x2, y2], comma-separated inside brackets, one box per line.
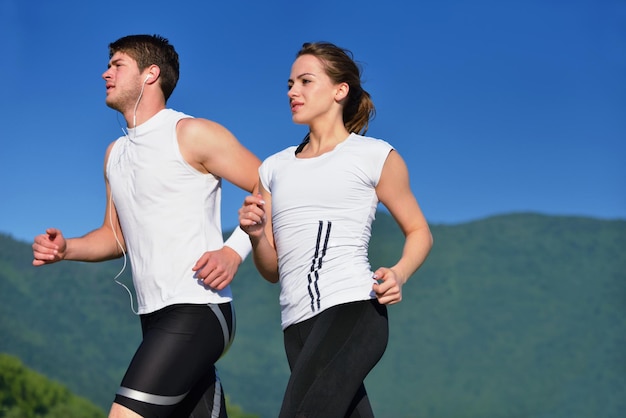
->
[224, 226, 252, 261]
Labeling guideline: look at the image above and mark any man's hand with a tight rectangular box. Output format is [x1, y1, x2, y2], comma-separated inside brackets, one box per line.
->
[192, 246, 242, 290]
[32, 228, 67, 266]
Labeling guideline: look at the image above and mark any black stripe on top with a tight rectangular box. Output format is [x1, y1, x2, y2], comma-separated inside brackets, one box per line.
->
[307, 220, 332, 312]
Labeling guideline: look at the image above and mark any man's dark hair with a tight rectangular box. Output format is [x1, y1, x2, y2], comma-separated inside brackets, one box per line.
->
[109, 34, 179, 101]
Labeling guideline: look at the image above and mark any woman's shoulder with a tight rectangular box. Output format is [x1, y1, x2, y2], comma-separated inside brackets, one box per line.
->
[264, 145, 298, 162]
[260, 146, 299, 172]
[346, 133, 395, 153]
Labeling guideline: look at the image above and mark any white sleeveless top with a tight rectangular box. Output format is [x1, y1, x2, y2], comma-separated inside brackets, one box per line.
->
[260, 133, 393, 329]
[107, 109, 236, 314]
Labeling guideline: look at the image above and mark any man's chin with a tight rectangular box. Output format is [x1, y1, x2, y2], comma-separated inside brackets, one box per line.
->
[104, 99, 121, 112]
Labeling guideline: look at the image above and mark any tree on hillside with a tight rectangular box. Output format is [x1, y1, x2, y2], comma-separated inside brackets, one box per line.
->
[0, 353, 105, 418]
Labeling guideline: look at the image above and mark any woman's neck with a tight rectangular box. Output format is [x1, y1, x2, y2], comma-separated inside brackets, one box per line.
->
[298, 126, 351, 157]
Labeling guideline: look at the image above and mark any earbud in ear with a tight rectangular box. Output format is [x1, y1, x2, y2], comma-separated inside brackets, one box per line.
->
[144, 74, 153, 82]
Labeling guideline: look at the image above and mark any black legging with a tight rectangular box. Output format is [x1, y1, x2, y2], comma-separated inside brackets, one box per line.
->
[280, 299, 388, 418]
[114, 302, 235, 418]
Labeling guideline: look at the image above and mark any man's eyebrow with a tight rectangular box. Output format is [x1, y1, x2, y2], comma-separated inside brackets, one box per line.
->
[108, 56, 127, 66]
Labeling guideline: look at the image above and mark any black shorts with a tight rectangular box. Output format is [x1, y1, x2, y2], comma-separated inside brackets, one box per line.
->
[114, 302, 235, 417]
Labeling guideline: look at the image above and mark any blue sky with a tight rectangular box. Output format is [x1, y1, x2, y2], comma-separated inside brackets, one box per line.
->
[1, 0, 624, 244]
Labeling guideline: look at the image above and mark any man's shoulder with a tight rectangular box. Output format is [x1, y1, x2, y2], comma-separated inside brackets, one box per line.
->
[177, 116, 229, 138]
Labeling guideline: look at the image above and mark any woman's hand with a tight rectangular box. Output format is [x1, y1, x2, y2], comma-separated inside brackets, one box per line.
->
[372, 267, 404, 305]
[238, 193, 266, 238]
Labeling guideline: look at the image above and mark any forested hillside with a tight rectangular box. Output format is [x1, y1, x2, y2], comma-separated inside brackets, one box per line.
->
[0, 353, 256, 417]
[0, 353, 105, 418]
[1, 213, 625, 417]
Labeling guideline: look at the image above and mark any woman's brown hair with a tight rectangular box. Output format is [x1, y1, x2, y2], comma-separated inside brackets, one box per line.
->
[296, 42, 375, 135]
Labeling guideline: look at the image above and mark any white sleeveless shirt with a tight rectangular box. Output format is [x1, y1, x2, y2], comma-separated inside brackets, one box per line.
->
[107, 109, 244, 314]
[260, 133, 393, 329]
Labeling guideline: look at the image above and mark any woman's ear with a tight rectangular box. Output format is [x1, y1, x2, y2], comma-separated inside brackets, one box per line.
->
[335, 82, 349, 102]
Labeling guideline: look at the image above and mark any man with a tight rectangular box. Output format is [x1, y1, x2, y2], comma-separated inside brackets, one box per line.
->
[32, 34, 260, 418]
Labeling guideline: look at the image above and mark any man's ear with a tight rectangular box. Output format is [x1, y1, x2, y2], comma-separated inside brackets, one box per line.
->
[143, 65, 161, 84]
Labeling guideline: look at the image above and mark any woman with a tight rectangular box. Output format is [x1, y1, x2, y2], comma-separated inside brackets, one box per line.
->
[239, 42, 433, 417]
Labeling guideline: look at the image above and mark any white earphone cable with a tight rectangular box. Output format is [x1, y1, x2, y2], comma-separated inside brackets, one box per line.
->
[108, 77, 148, 315]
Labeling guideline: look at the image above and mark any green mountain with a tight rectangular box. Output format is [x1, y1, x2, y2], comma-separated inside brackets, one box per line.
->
[0, 353, 255, 418]
[1, 213, 624, 417]
[0, 353, 105, 418]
